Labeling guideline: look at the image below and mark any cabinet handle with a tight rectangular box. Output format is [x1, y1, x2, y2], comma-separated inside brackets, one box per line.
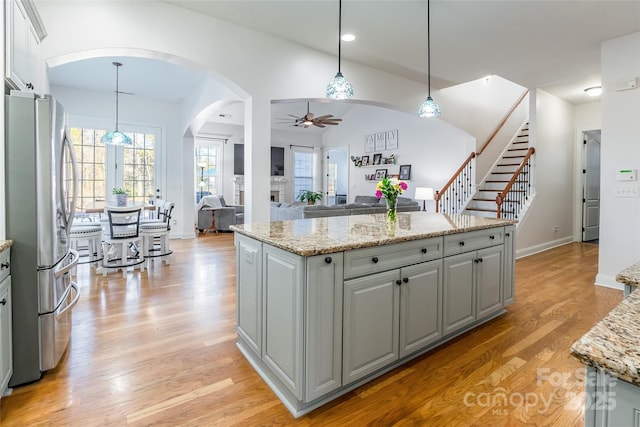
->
[505, 232, 510, 237]
[1, 262, 8, 269]
[395, 279, 402, 285]
[324, 256, 332, 264]
[459, 241, 465, 246]
[0, 298, 5, 306]
[489, 235, 495, 240]
[26, 82, 34, 90]
[474, 259, 479, 263]
[421, 248, 427, 254]
[478, 258, 483, 263]
[402, 277, 409, 283]
[372, 257, 379, 264]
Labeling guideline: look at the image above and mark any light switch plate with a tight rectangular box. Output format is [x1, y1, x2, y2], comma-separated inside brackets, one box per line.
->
[614, 186, 639, 197]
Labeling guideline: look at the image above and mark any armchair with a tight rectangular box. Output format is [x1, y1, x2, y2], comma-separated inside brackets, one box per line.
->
[197, 195, 244, 233]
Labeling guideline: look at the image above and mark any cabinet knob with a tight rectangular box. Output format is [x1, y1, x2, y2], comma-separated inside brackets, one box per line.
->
[474, 259, 479, 263]
[489, 235, 495, 240]
[395, 279, 402, 285]
[505, 232, 510, 237]
[402, 277, 409, 283]
[421, 248, 427, 254]
[372, 257, 379, 264]
[478, 258, 483, 263]
[459, 241, 465, 246]
[324, 256, 332, 264]
[1, 262, 8, 269]
[0, 298, 5, 306]
[26, 82, 34, 90]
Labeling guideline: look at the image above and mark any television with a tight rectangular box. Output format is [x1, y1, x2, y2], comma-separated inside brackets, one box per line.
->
[234, 144, 285, 176]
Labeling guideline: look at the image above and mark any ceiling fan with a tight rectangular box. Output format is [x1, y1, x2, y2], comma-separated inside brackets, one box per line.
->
[277, 102, 342, 129]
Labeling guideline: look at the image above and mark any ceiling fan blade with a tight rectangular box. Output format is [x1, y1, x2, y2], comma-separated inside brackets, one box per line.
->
[313, 123, 326, 128]
[314, 115, 334, 120]
[322, 122, 340, 125]
[288, 114, 302, 119]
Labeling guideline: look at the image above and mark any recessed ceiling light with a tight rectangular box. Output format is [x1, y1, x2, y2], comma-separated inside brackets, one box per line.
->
[341, 34, 355, 42]
[584, 86, 602, 97]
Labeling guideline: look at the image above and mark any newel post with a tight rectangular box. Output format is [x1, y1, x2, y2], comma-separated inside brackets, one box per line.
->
[495, 192, 503, 219]
[434, 190, 440, 213]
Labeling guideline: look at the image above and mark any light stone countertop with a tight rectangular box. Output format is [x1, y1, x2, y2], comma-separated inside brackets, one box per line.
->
[616, 261, 640, 287]
[230, 212, 516, 256]
[570, 289, 640, 386]
[0, 240, 13, 253]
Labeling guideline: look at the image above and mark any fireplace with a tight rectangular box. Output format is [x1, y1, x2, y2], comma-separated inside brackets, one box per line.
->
[234, 176, 286, 205]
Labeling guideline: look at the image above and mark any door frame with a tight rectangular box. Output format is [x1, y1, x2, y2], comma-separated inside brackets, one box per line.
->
[324, 145, 349, 206]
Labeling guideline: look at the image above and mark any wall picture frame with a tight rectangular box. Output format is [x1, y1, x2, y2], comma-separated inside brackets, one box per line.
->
[361, 155, 370, 166]
[375, 132, 386, 151]
[375, 169, 388, 180]
[386, 130, 398, 150]
[364, 134, 375, 153]
[399, 164, 412, 180]
[372, 153, 382, 165]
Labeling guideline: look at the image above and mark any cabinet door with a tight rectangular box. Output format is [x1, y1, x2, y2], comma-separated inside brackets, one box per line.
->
[399, 260, 442, 358]
[6, 0, 30, 90]
[0, 276, 12, 396]
[262, 245, 304, 400]
[305, 253, 344, 402]
[343, 270, 399, 385]
[443, 252, 475, 335]
[235, 234, 262, 357]
[476, 246, 504, 319]
[503, 225, 516, 306]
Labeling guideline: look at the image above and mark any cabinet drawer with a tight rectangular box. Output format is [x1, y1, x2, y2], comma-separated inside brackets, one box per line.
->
[444, 228, 504, 257]
[0, 249, 10, 283]
[344, 237, 443, 279]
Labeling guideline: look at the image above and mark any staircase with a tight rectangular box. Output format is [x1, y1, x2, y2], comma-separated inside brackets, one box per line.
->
[464, 122, 531, 218]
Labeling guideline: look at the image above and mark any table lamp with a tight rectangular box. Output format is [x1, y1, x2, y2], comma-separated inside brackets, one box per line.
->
[414, 187, 434, 211]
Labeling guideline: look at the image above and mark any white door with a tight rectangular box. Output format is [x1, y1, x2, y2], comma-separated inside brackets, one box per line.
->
[582, 130, 601, 242]
[325, 147, 348, 206]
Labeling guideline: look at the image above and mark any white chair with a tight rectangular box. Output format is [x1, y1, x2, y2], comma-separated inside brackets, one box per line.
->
[69, 223, 103, 272]
[101, 207, 145, 277]
[140, 201, 174, 266]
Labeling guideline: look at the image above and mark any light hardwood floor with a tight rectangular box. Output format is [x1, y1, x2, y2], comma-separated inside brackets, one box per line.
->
[0, 235, 622, 426]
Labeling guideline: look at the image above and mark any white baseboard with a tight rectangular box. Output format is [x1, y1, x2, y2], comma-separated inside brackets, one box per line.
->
[594, 273, 624, 291]
[515, 236, 574, 259]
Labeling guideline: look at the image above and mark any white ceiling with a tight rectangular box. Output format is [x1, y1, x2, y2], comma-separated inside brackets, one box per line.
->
[47, 1, 640, 134]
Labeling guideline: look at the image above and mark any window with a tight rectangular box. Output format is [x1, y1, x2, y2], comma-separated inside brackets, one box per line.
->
[195, 142, 220, 202]
[294, 148, 314, 198]
[69, 127, 157, 208]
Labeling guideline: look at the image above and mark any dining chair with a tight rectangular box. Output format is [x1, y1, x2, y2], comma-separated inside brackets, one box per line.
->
[140, 201, 174, 266]
[100, 207, 145, 277]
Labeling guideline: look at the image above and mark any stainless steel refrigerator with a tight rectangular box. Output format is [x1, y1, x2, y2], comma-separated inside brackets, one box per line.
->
[5, 91, 79, 386]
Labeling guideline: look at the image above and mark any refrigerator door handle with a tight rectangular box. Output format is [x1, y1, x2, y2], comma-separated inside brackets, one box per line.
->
[55, 282, 79, 321]
[54, 249, 79, 279]
[61, 130, 79, 236]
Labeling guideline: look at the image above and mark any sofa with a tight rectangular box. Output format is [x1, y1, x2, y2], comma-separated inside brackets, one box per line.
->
[270, 195, 420, 221]
[197, 195, 244, 232]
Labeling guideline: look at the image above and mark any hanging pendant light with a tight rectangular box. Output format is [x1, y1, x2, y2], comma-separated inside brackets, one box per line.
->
[418, 0, 441, 118]
[326, 0, 354, 100]
[101, 61, 132, 146]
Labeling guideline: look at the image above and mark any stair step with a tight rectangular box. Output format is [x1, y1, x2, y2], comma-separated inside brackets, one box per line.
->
[503, 155, 526, 159]
[492, 172, 516, 175]
[486, 180, 509, 183]
[497, 163, 521, 167]
[513, 141, 529, 144]
[508, 148, 529, 152]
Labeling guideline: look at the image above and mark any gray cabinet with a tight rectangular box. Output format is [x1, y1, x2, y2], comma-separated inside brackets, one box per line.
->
[343, 259, 443, 385]
[584, 366, 640, 427]
[443, 230, 504, 335]
[343, 269, 400, 385]
[305, 253, 343, 401]
[0, 249, 12, 397]
[262, 245, 304, 400]
[503, 225, 516, 306]
[235, 234, 262, 357]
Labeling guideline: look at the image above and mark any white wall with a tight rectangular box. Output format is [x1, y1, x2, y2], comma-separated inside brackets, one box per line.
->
[34, 0, 433, 227]
[597, 32, 640, 289]
[515, 89, 575, 256]
[323, 104, 474, 203]
[437, 76, 529, 182]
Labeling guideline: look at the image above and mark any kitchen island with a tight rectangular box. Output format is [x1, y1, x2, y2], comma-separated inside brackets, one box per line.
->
[231, 212, 516, 417]
[570, 260, 640, 426]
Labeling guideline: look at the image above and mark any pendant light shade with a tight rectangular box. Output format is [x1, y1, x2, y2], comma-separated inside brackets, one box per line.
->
[101, 61, 132, 146]
[326, 0, 353, 99]
[418, 0, 441, 118]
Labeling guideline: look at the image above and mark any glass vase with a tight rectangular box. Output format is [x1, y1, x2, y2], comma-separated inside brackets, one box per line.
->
[386, 197, 398, 223]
